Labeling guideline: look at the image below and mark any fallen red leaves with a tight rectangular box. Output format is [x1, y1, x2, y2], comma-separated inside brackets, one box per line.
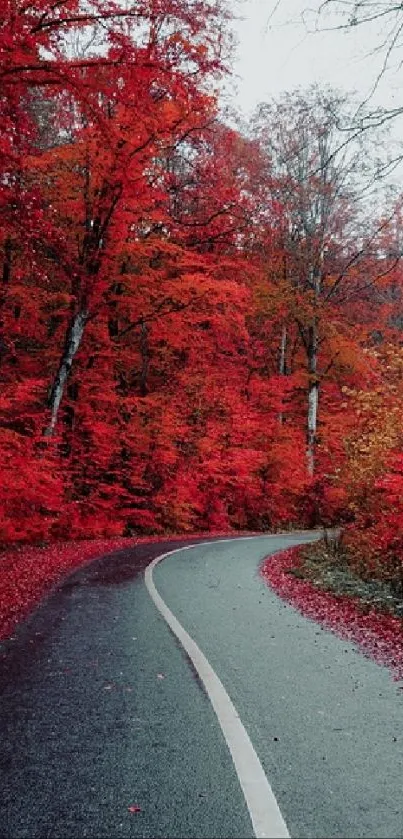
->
[261, 548, 403, 681]
[0, 530, 242, 641]
[0, 537, 135, 641]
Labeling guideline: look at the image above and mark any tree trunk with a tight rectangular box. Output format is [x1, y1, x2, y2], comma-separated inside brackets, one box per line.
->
[279, 324, 287, 376]
[307, 321, 319, 476]
[44, 309, 88, 437]
[139, 318, 149, 396]
[278, 324, 287, 424]
[0, 238, 12, 365]
[1, 238, 12, 297]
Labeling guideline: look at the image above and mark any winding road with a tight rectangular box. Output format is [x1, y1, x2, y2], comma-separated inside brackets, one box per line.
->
[1, 533, 402, 839]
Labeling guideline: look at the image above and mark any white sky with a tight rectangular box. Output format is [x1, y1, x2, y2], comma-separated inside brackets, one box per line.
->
[227, 0, 403, 118]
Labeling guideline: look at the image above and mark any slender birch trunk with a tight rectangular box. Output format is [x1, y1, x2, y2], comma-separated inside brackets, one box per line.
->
[279, 324, 287, 375]
[307, 320, 319, 476]
[44, 309, 88, 436]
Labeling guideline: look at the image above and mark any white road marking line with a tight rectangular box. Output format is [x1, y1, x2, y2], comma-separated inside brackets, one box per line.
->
[144, 536, 294, 839]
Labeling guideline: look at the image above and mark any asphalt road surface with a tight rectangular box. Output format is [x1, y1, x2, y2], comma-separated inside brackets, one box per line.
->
[1, 533, 403, 839]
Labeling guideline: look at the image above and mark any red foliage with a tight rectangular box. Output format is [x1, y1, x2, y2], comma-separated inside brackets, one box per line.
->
[3, 1, 403, 611]
[261, 548, 403, 682]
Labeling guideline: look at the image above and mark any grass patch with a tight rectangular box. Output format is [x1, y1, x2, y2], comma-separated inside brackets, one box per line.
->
[289, 538, 403, 619]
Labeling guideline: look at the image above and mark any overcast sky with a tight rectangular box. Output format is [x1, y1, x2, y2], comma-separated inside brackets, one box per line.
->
[226, 0, 403, 118]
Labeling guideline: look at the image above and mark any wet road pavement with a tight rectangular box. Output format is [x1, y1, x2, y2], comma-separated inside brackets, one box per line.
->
[1, 534, 403, 838]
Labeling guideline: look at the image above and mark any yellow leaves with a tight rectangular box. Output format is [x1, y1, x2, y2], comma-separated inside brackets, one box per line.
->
[339, 391, 403, 504]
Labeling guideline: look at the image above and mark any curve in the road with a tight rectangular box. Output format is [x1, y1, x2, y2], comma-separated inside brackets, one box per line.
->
[145, 537, 290, 839]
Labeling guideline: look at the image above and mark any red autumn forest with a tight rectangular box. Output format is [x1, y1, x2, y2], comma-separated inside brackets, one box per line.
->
[2, 0, 403, 597]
